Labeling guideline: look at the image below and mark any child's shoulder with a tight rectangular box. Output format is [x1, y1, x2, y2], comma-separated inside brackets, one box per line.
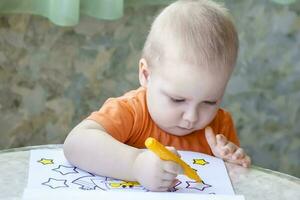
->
[119, 87, 146, 100]
[114, 87, 146, 103]
[105, 87, 147, 110]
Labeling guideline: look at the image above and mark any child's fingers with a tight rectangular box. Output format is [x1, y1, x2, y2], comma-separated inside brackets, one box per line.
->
[170, 178, 180, 187]
[216, 134, 228, 147]
[156, 186, 169, 192]
[228, 153, 251, 168]
[232, 148, 245, 160]
[241, 155, 251, 168]
[166, 146, 181, 158]
[205, 126, 217, 148]
[160, 178, 179, 190]
[163, 161, 182, 174]
[156, 180, 178, 192]
[160, 179, 175, 188]
[161, 171, 178, 181]
[222, 142, 238, 156]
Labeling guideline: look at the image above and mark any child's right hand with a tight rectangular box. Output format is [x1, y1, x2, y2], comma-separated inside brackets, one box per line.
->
[132, 147, 181, 191]
[205, 126, 251, 167]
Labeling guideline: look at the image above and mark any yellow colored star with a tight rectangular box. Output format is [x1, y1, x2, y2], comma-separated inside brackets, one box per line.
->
[38, 158, 54, 165]
[109, 181, 140, 188]
[193, 158, 209, 166]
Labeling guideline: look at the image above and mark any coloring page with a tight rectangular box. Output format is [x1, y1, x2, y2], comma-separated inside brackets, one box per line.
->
[27, 149, 234, 195]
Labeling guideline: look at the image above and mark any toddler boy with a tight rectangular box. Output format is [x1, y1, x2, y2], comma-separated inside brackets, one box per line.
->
[64, 0, 251, 192]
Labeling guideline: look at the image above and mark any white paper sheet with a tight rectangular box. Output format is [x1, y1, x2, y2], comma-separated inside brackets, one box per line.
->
[26, 149, 234, 195]
[23, 189, 245, 200]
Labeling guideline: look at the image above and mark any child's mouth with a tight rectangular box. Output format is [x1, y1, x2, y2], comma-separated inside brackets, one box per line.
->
[177, 126, 193, 131]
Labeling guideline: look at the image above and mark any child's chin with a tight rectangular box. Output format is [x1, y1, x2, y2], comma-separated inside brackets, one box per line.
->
[167, 128, 194, 136]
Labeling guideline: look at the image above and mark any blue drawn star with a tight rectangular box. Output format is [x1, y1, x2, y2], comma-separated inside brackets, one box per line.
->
[52, 165, 79, 175]
[42, 178, 68, 189]
[186, 180, 211, 191]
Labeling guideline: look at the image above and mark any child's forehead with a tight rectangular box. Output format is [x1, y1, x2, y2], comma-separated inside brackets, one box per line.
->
[157, 73, 226, 101]
[157, 42, 228, 70]
[157, 55, 227, 74]
[152, 60, 229, 97]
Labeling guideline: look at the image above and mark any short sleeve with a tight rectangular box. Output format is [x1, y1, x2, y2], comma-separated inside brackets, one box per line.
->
[219, 110, 240, 147]
[87, 98, 134, 143]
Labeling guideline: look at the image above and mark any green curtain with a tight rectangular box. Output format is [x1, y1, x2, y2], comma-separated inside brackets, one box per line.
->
[0, 0, 297, 26]
[0, 0, 124, 26]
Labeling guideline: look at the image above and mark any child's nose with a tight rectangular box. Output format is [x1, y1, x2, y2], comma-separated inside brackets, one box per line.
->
[182, 108, 198, 125]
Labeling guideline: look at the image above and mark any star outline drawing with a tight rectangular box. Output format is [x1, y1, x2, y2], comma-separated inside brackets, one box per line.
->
[52, 165, 79, 175]
[42, 178, 69, 189]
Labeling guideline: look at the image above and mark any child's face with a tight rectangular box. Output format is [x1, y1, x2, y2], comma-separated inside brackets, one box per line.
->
[140, 58, 231, 136]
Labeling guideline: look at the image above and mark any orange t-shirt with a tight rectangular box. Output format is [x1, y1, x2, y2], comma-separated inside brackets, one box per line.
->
[87, 87, 240, 156]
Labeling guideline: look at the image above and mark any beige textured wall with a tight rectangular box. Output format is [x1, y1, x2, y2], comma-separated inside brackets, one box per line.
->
[0, 2, 299, 177]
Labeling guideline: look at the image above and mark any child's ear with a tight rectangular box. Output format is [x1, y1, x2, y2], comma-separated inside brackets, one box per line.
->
[139, 58, 150, 87]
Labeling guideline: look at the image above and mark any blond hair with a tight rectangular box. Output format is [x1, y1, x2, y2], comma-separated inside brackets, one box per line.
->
[142, 0, 239, 70]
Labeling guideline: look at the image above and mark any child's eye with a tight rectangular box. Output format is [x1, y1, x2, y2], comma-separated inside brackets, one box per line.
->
[170, 97, 185, 103]
[204, 101, 217, 105]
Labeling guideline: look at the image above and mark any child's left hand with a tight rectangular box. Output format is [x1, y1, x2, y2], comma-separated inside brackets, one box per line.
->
[205, 126, 251, 168]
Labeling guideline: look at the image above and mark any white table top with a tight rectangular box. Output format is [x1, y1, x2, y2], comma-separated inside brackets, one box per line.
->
[0, 145, 299, 200]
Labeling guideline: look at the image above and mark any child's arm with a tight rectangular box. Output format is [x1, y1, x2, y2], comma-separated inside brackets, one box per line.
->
[63, 119, 140, 181]
[205, 126, 251, 167]
[63, 119, 181, 191]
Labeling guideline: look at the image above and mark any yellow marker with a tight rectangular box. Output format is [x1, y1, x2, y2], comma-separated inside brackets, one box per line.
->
[145, 137, 202, 182]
